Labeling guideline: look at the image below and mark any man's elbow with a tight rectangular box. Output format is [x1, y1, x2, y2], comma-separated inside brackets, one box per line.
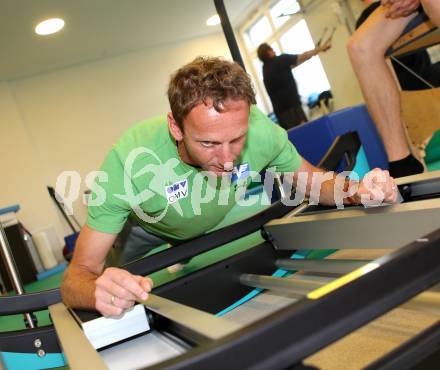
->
[60, 266, 74, 305]
[60, 263, 87, 307]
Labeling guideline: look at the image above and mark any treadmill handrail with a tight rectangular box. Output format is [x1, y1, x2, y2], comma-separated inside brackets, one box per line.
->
[0, 288, 61, 315]
[0, 200, 299, 315]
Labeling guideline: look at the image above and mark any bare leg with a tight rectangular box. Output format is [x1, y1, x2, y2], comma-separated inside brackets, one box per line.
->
[347, 6, 416, 162]
[421, 0, 440, 26]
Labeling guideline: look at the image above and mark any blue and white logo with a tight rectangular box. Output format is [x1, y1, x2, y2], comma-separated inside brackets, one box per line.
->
[231, 163, 250, 183]
[165, 179, 189, 204]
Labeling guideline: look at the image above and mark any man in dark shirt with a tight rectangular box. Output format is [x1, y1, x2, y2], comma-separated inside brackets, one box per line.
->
[257, 42, 331, 130]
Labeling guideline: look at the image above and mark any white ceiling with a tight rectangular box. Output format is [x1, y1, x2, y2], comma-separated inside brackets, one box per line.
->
[0, 0, 258, 81]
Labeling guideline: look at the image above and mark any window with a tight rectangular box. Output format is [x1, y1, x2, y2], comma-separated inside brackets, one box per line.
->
[252, 58, 264, 81]
[270, 0, 301, 28]
[246, 16, 273, 49]
[280, 20, 330, 98]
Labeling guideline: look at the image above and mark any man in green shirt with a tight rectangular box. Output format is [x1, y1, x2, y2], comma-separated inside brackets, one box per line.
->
[61, 57, 398, 317]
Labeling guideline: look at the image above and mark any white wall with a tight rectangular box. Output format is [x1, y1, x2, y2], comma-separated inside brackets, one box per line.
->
[0, 82, 63, 241]
[303, 1, 364, 110]
[2, 32, 231, 241]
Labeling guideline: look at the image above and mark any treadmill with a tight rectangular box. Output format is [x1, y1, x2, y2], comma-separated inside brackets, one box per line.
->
[1, 129, 440, 370]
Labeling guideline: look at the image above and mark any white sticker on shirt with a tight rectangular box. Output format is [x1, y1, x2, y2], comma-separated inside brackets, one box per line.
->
[231, 163, 250, 183]
[165, 179, 189, 204]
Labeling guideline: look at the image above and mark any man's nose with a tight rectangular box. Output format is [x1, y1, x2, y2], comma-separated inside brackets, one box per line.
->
[219, 144, 235, 170]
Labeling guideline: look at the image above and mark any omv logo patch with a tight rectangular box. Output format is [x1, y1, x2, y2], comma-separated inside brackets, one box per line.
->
[165, 179, 189, 204]
[231, 163, 250, 183]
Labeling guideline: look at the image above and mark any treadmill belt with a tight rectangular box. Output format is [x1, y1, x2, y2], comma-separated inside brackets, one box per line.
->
[220, 248, 440, 369]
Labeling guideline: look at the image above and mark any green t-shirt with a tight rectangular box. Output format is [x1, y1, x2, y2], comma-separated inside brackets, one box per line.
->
[87, 105, 302, 240]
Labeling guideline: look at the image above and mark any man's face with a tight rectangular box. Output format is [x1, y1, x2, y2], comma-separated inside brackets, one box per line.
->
[268, 47, 276, 58]
[168, 99, 249, 176]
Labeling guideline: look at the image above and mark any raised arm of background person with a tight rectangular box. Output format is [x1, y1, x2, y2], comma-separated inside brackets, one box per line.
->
[61, 225, 153, 316]
[292, 158, 398, 206]
[296, 41, 332, 66]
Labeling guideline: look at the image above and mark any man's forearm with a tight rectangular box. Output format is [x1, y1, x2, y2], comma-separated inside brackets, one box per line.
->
[306, 168, 397, 207]
[61, 265, 98, 309]
[297, 48, 319, 65]
[299, 169, 355, 206]
[297, 44, 328, 65]
[318, 176, 341, 205]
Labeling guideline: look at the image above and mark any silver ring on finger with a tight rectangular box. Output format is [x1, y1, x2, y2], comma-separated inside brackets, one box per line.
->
[111, 295, 116, 306]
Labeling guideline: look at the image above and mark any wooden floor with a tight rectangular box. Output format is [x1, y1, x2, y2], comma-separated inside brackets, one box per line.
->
[305, 249, 440, 369]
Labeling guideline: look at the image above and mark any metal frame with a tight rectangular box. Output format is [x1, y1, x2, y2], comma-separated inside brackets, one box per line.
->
[275, 258, 369, 274]
[264, 198, 440, 250]
[213, 0, 244, 69]
[240, 274, 323, 295]
[2, 215, 440, 369]
[0, 222, 36, 328]
[155, 242, 283, 313]
[142, 295, 240, 344]
[0, 289, 60, 315]
[397, 171, 440, 201]
[0, 199, 298, 316]
[0, 326, 61, 354]
[142, 228, 440, 370]
[49, 303, 108, 370]
[316, 131, 360, 172]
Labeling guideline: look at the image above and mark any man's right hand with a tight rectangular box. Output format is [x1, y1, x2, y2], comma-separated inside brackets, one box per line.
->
[381, 0, 420, 18]
[320, 41, 332, 52]
[94, 267, 153, 317]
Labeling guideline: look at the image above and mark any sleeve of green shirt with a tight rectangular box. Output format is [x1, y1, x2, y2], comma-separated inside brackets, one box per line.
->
[87, 149, 131, 234]
[250, 105, 303, 173]
[268, 122, 303, 172]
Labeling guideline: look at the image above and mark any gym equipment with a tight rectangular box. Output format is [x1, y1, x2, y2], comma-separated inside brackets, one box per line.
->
[47, 186, 80, 259]
[1, 137, 440, 369]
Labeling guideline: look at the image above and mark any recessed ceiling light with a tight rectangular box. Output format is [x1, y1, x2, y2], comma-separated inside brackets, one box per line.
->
[206, 14, 220, 26]
[35, 18, 65, 35]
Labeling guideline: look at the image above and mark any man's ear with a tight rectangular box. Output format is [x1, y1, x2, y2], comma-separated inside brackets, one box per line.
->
[167, 112, 184, 141]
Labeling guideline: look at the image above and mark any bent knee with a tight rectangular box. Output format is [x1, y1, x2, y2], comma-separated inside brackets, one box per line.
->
[347, 26, 392, 63]
[347, 32, 370, 61]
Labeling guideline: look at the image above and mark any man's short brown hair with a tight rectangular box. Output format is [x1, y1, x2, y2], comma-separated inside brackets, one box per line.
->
[167, 56, 256, 127]
[257, 43, 272, 62]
